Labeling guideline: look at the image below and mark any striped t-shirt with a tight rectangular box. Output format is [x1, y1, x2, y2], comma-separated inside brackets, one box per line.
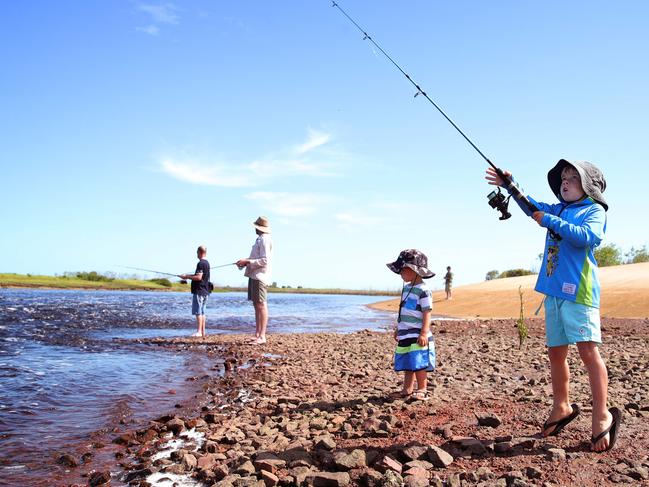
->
[397, 282, 433, 340]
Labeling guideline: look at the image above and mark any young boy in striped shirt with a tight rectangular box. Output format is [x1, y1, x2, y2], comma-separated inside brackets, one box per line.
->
[387, 249, 436, 401]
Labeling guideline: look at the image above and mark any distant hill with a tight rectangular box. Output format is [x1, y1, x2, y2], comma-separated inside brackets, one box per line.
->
[370, 262, 649, 319]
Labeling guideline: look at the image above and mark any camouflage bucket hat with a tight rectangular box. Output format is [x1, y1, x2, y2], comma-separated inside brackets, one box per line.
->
[386, 249, 435, 279]
[548, 159, 608, 211]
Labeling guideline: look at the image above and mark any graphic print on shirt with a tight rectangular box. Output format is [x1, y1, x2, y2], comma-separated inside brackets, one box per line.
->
[546, 242, 559, 277]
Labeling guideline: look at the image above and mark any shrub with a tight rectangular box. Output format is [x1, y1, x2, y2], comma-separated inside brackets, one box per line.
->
[594, 244, 622, 267]
[76, 271, 114, 282]
[485, 270, 499, 281]
[626, 246, 649, 264]
[148, 278, 172, 287]
[498, 269, 535, 278]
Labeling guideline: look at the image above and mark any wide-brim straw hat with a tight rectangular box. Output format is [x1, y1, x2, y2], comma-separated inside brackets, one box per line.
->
[253, 216, 271, 233]
[548, 159, 608, 211]
[386, 249, 435, 279]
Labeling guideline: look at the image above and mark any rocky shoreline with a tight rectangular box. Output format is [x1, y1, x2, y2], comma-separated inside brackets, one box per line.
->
[69, 317, 648, 487]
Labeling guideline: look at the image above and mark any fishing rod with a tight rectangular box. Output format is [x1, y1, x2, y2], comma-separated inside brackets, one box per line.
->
[330, 1, 545, 226]
[118, 263, 237, 277]
[118, 266, 181, 277]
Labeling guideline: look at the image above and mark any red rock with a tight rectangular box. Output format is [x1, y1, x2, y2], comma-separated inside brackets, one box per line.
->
[261, 469, 280, 486]
[376, 455, 402, 474]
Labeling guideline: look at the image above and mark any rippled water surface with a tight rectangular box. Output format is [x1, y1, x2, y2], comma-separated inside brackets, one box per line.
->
[0, 288, 392, 484]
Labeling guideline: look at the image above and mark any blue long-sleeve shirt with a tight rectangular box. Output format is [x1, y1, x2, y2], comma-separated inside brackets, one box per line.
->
[512, 193, 606, 307]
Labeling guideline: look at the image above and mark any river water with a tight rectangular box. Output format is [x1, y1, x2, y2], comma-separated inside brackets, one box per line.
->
[0, 288, 392, 485]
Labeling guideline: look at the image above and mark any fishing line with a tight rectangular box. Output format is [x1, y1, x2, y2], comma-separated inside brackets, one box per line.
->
[331, 1, 492, 166]
[117, 266, 181, 277]
[330, 1, 561, 238]
[118, 263, 237, 277]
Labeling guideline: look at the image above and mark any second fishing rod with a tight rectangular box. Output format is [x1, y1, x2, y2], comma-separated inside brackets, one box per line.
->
[330, 1, 558, 236]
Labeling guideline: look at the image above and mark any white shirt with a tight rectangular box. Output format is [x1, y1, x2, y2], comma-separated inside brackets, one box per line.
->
[244, 233, 273, 286]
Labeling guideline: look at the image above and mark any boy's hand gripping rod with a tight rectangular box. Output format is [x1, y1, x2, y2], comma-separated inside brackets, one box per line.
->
[330, 1, 540, 216]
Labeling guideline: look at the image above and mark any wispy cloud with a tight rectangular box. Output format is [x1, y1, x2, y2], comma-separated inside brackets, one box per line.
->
[245, 192, 326, 217]
[293, 129, 331, 155]
[136, 25, 160, 36]
[158, 131, 338, 187]
[160, 158, 255, 187]
[136, 2, 179, 35]
[138, 3, 179, 23]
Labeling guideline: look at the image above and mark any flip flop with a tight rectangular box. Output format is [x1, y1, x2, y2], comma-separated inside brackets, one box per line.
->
[409, 390, 430, 402]
[542, 403, 581, 437]
[591, 407, 622, 452]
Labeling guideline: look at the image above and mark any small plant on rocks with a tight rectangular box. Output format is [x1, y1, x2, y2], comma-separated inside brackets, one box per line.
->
[516, 286, 528, 349]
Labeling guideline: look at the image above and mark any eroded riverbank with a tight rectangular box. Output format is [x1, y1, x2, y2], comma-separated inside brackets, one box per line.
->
[64, 317, 649, 486]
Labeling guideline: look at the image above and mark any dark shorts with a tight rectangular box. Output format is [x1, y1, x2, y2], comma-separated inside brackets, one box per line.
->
[192, 293, 208, 315]
[247, 278, 267, 303]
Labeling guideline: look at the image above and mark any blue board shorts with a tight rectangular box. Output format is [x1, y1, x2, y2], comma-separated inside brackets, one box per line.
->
[394, 336, 436, 372]
[192, 294, 208, 316]
[544, 295, 601, 347]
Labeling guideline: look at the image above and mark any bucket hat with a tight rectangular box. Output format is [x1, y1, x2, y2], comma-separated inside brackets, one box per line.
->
[548, 159, 608, 211]
[386, 249, 435, 279]
[252, 216, 271, 233]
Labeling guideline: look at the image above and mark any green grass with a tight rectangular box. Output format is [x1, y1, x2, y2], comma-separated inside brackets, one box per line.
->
[0, 273, 399, 296]
[0, 273, 189, 292]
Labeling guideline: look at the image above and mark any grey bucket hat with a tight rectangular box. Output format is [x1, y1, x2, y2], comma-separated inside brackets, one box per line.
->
[386, 249, 435, 279]
[548, 159, 608, 211]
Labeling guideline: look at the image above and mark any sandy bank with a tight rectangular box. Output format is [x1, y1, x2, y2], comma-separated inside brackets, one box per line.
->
[370, 262, 649, 319]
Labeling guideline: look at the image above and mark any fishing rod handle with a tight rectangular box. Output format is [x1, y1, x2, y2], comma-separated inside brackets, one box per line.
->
[495, 168, 539, 213]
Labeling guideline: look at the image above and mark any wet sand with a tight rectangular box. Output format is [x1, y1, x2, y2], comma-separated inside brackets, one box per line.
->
[62, 316, 649, 487]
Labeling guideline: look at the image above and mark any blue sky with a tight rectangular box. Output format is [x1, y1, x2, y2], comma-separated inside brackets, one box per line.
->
[1, 1, 647, 291]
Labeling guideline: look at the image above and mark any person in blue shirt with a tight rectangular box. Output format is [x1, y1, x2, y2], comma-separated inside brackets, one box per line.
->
[486, 159, 620, 452]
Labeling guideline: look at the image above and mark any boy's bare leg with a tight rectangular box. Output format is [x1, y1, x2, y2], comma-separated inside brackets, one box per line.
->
[414, 369, 427, 391]
[577, 341, 612, 451]
[544, 345, 573, 435]
[200, 315, 206, 337]
[403, 371, 415, 395]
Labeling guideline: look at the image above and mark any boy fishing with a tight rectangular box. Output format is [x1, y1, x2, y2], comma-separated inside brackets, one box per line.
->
[486, 159, 620, 452]
[179, 245, 211, 338]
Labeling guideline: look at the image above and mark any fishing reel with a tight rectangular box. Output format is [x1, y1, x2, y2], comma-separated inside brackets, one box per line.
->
[487, 188, 511, 220]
